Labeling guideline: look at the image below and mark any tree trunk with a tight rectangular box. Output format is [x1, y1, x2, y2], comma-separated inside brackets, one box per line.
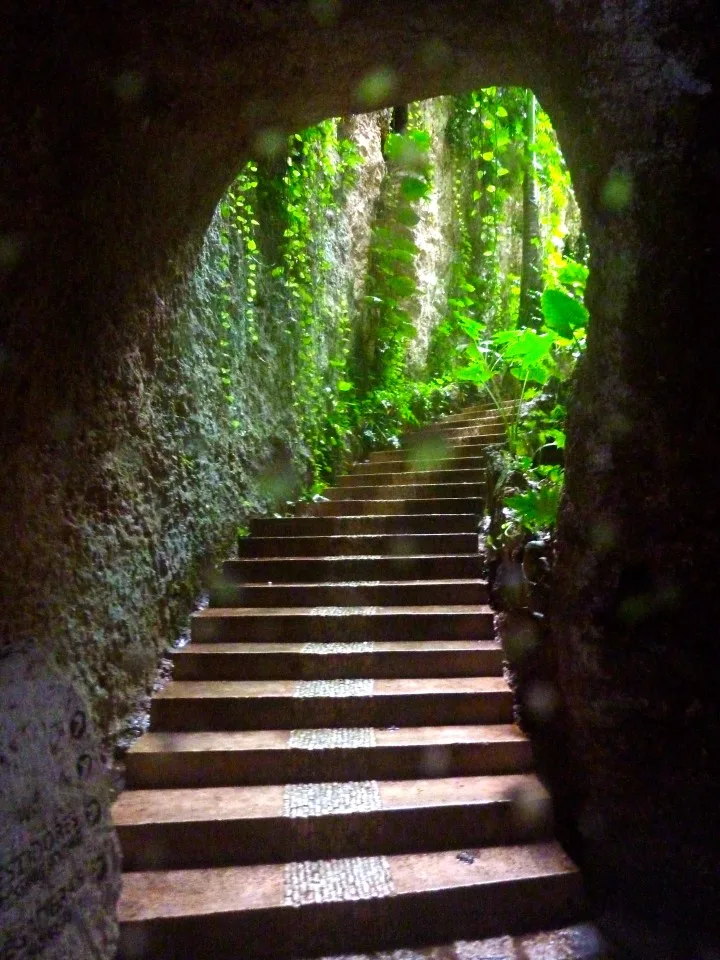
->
[518, 90, 543, 329]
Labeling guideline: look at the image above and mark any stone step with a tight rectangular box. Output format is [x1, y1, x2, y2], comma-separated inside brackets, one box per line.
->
[368, 442, 497, 464]
[125, 724, 534, 790]
[190, 604, 494, 643]
[325, 482, 486, 502]
[300, 497, 484, 516]
[171, 639, 503, 681]
[113, 773, 552, 870]
[149, 677, 514, 731]
[338, 468, 486, 488]
[211, 579, 489, 609]
[222, 554, 485, 583]
[351, 457, 486, 476]
[249, 513, 480, 536]
[430, 405, 515, 426]
[117, 842, 583, 959]
[412, 425, 506, 442]
[303, 924, 605, 960]
[431, 412, 505, 428]
[235, 532, 479, 558]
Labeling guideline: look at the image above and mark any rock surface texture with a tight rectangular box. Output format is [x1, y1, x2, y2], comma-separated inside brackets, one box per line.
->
[3, 2, 720, 956]
[113, 404, 590, 959]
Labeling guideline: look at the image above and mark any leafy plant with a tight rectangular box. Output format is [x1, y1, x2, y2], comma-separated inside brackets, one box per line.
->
[455, 255, 588, 548]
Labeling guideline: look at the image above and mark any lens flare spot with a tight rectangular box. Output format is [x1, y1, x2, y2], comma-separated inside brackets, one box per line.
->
[356, 67, 395, 108]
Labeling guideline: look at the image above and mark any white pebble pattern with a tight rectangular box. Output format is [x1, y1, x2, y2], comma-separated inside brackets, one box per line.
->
[288, 727, 376, 750]
[295, 679, 374, 698]
[456, 937, 517, 959]
[284, 781, 382, 817]
[302, 642, 376, 654]
[284, 855, 395, 906]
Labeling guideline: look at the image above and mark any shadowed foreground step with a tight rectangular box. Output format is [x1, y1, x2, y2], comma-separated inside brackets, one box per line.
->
[124, 724, 534, 789]
[222, 553, 485, 583]
[210, 577, 489, 608]
[115, 402, 584, 957]
[114, 773, 553, 869]
[235, 531, 480, 557]
[118, 842, 583, 960]
[149, 676, 514, 731]
[171, 639, 502, 680]
[304, 924, 607, 960]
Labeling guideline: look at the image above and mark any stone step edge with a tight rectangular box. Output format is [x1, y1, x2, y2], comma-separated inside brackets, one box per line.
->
[193, 604, 493, 619]
[113, 772, 548, 828]
[117, 841, 580, 923]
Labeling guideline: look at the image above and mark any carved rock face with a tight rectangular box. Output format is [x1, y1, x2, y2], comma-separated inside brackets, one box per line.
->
[0, 650, 120, 959]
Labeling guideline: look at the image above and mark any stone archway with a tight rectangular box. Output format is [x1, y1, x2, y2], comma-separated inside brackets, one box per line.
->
[2, 2, 720, 955]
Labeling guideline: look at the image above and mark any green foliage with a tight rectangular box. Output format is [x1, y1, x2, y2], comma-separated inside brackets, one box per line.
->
[455, 255, 588, 546]
[357, 128, 433, 395]
[218, 121, 362, 489]
[542, 288, 588, 339]
[213, 90, 584, 530]
[428, 87, 582, 376]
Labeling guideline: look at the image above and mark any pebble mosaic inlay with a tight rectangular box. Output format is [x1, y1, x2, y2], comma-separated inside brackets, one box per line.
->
[284, 855, 395, 906]
[295, 679, 374, 698]
[288, 727, 376, 750]
[314, 953, 440, 960]
[302, 642, 376, 654]
[455, 937, 517, 959]
[284, 781, 382, 817]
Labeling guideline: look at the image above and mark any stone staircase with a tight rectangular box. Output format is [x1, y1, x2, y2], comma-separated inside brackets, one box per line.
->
[113, 402, 586, 959]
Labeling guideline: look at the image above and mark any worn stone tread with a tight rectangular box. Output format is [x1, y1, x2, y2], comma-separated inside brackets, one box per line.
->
[235, 531, 479, 557]
[118, 841, 579, 920]
[222, 554, 485, 583]
[304, 923, 605, 959]
[113, 774, 547, 827]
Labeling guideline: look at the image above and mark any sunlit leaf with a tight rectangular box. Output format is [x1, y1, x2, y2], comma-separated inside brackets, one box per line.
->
[542, 288, 589, 338]
[400, 176, 430, 201]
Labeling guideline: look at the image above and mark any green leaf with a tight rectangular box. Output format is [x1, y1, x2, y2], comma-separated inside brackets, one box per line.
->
[557, 258, 589, 291]
[386, 274, 416, 298]
[482, 151, 495, 161]
[542, 288, 589, 339]
[455, 362, 494, 385]
[495, 328, 555, 369]
[496, 106, 509, 118]
[395, 207, 421, 227]
[400, 176, 430, 201]
[542, 429, 566, 449]
[338, 380, 354, 392]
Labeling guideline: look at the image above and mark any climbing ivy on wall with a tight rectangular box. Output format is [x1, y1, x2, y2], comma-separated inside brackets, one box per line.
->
[216, 122, 364, 488]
